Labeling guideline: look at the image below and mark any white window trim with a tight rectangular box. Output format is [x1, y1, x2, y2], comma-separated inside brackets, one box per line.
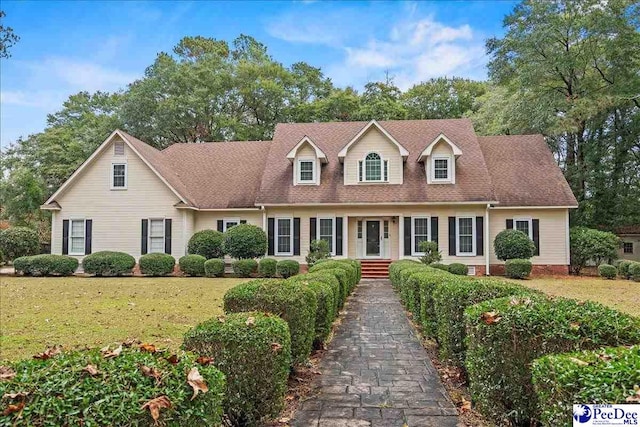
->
[223, 218, 240, 232]
[431, 155, 452, 182]
[68, 218, 86, 256]
[456, 216, 476, 256]
[296, 157, 317, 185]
[317, 216, 336, 256]
[411, 216, 431, 256]
[148, 218, 166, 254]
[111, 162, 128, 190]
[275, 217, 293, 256]
[360, 152, 387, 183]
[514, 217, 533, 240]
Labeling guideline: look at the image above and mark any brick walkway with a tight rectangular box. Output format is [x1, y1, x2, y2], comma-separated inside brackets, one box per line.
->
[292, 280, 460, 427]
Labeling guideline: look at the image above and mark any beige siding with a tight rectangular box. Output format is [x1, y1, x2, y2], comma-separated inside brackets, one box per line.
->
[488, 208, 570, 265]
[293, 142, 320, 185]
[618, 235, 640, 262]
[53, 138, 186, 260]
[344, 128, 403, 185]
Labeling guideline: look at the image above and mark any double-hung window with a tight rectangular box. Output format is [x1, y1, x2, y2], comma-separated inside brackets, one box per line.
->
[515, 218, 533, 239]
[456, 217, 475, 256]
[112, 163, 127, 189]
[223, 218, 239, 232]
[412, 217, 430, 255]
[276, 218, 292, 256]
[432, 156, 451, 181]
[69, 219, 85, 255]
[298, 159, 315, 183]
[318, 218, 334, 254]
[149, 219, 165, 253]
[623, 242, 634, 254]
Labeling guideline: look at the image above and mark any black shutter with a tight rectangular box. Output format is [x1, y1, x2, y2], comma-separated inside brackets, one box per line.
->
[141, 219, 148, 255]
[506, 219, 514, 229]
[240, 220, 247, 224]
[85, 220, 92, 255]
[358, 161, 363, 182]
[310, 217, 317, 243]
[476, 216, 484, 256]
[448, 217, 456, 256]
[335, 217, 343, 256]
[217, 220, 224, 232]
[267, 218, 275, 255]
[532, 219, 540, 256]
[164, 219, 172, 254]
[430, 217, 438, 246]
[404, 217, 412, 256]
[62, 220, 69, 255]
[293, 217, 301, 256]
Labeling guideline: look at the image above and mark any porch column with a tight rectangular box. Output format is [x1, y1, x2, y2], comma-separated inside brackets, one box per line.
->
[343, 216, 348, 258]
[398, 214, 404, 259]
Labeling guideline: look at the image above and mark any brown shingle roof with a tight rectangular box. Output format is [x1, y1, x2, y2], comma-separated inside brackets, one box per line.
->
[478, 135, 578, 207]
[256, 119, 495, 205]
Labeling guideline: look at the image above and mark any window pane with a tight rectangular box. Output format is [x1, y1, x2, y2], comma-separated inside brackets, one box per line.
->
[225, 221, 238, 231]
[277, 219, 291, 253]
[458, 218, 474, 254]
[459, 236, 473, 253]
[384, 221, 389, 238]
[434, 159, 448, 179]
[365, 153, 382, 181]
[516, 220, 529, 237]
[113, 164, 126, 187]
[299, 161, 314, 181]
[150, 237, 164, 253]
[623, 242, 633, 254]
[71, 220, 84, 237]
[414, 218, 429, 253]
[319, 218, 333, 252]
[357, 221, 362, 238]
[71, 237, 84, 253]
[150, 219, 164, 237]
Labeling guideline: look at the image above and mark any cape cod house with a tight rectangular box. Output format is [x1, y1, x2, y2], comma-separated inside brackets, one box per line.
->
[41, 119, 578, 277]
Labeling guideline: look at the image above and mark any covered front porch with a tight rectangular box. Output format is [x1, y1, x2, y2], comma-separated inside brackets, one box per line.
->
[347, 216, 399, 260]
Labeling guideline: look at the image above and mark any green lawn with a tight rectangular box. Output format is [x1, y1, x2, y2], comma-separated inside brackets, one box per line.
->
[0, 276, 247, 362]
[502, 276, 639, 316]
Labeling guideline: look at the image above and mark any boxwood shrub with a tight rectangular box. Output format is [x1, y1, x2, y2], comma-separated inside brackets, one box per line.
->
[223, 224, 268, 259]
[618, 260, 632, 278]
[0, 226, 39, 261]
[179, 254, 206, 277]
[309, 260, 358, 293]
[139, 253, 175, 276]
[629, 261, 640, 282]
[409, 268, 454, 337]
[303, 271, 342, 313]
[287, 274, 336, 347]
[232, 259, 258, 278]
[183, 312, 291, 427]
[388, 260, 421, 288]
[505, 258, 533, 279]
[465, 296, 640, 425]
[597, 263, 617, 280]
[430, 262, 449, 271]
[82, 251, 136, 276]
[13, 254, 79, 276]
[276, 260, 299, 278]
[432, 277, 539, 367]
[187, 230, 224, 259]
[532, 345, 640, 427]
[308, 267, 348, 307]
[223, 279, 317, 365]
[258, 258, 277, 278]
[447, 263, 468, 276]
[0, 346, 225, 426]
[204, 258, 225, 277]
[494, 228, 536, 260]
[397, 265, 430, 313]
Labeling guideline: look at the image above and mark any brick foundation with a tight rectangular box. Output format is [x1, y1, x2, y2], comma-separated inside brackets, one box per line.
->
[489, 264, 569, 276]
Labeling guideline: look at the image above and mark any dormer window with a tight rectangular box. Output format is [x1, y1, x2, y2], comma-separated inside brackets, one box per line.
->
[287, 136, 327, 186]
[419, 133, 462, 185]
[298, 159, 315, 183]
[359, 152, 388, 182]
[111, 163, 127, 189]
[432, 156, 451, 181]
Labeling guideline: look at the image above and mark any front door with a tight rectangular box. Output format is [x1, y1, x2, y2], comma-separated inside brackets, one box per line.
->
[366, 220, 381, 256]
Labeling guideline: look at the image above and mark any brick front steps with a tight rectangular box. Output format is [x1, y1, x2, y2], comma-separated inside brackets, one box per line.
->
[360, 260, 392, 279]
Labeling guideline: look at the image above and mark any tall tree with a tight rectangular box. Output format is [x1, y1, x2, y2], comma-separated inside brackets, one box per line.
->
[403, 77, 488, 119]
[0, 11, 19, 58]
[356, 81, 406, 120]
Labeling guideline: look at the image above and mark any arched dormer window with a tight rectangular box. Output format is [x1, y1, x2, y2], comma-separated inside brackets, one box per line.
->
[359, 152, 388, 182]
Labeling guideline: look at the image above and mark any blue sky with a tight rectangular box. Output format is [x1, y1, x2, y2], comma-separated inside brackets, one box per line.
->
[0, 0, 517, 148]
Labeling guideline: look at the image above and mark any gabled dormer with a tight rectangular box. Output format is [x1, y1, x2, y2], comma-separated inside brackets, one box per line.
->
[418, 133, 463, 184]
[338, 120, 409, 185]
[287, 136, 327, 185]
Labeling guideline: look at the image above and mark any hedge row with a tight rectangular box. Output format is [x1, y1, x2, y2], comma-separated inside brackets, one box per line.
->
[0, 346, 226, 426]
[13, 254, 78, 276]
[617, 259, 640, 281]
[388, 260, 640, 426]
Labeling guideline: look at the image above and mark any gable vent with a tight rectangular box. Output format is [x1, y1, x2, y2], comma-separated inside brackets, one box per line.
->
[114, 141, 125, 156]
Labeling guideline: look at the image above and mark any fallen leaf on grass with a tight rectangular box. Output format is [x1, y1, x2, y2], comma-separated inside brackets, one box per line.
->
[480, 311, 502, 325]
[33, 346, 62, 360]
[196, 356, 213, 365]
[459, 398, 472, 412]
[122, 338, 140, 347]
[568, 357, 589, 366]
[570, 322, 581, 330]
[166, 354, 179, 365]
[141, 396, 172, 423]
[101, 345, 123, 358]
[1, 402, 25, 416]
[187, 367, 208, 400]
[82, 365, 100, 376]
[141, 366, 163, 384]
[626, 386, 640, 403]
[140, 343, 157, 353]
[217, 316, 225, 323]
[245, 316, 255, 327]
[0, 366, 16, 381]
[278, 417, 291, 423]
[597, 353, 612, 362]
[2, 392, 29, 399]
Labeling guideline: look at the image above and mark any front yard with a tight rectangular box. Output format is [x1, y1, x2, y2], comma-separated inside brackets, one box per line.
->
[503, 275, 639, 316]
[0, 276, 247, 361]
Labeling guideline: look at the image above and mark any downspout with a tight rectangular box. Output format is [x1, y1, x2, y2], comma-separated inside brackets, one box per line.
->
[485, 204, 490, 276]
[261, 205, 266, 230]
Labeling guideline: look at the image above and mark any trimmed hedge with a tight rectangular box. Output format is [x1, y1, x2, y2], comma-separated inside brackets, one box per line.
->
[432, 277, 539, 367]
[494, 229, 535, 261]
[397, 265, 431, 312]
[465, 296, 640, 425]
[303, 271, 342, 314]
[258, 258, 277, 278]
[618, 259, 632, 278]
[82, 251, 136, 276]
[139, 253, 175, 276]
[223, 224, 268, 259]
[183, 312, 291, 426]
[532, 345, 640, 427]
[204, 258, 225, 277]
[0, 227, 39, 261]
[447, 263, 468, 276]
[0, 346, 225, 426]
[309, 260, 358, 293]
[430, 262, 449, 271]
[13, 254, 78, 276]
[276, 260, 300, 278]
[223, 279, 317, 365]
[287, 274, 336, 347]
[187, 230, 224, 259]
[179, 254, 206, 277]
[598, 263, 617, 280]
[505, 258, 532, 279]
[389, 260, 420, 286]
[232, 259, 258, 278]
[629, 261, 640, 282]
